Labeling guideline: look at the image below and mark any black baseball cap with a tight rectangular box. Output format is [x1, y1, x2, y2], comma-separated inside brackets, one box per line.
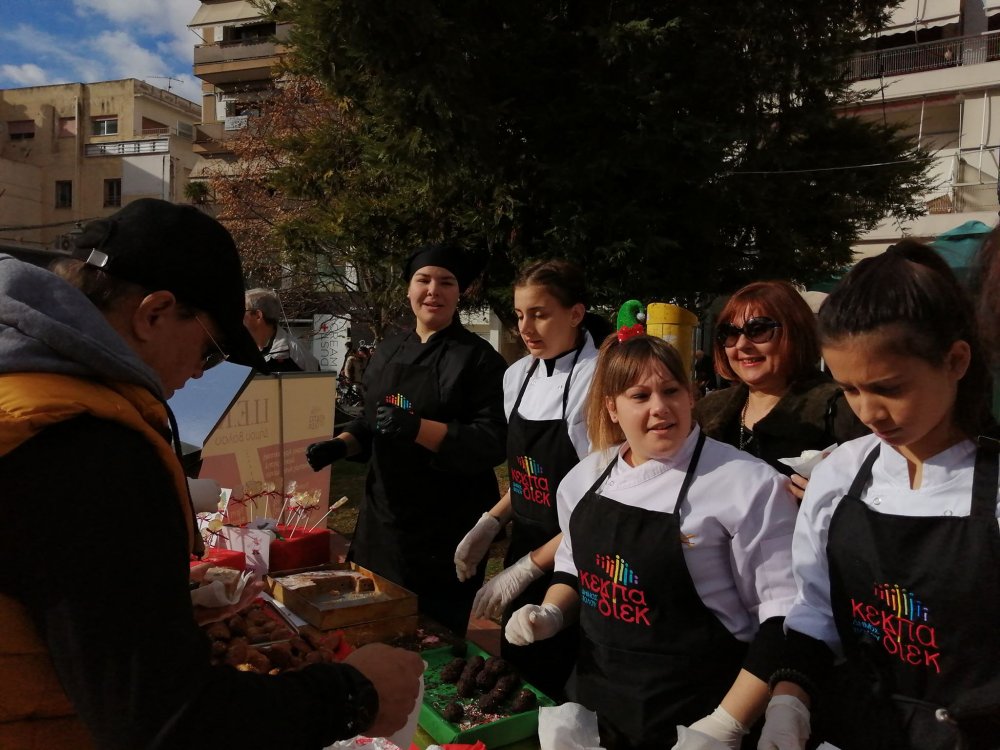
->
[71, 198, 266, 370]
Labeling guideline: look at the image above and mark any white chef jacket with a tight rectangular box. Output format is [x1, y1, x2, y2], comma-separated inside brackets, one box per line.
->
[785, 433, 1000, 654]
[503, 331, 599, 459]
[554, 425, 798, 641]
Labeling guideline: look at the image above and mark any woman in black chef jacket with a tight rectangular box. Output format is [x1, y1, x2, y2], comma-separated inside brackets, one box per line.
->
[306, 244, 507, 635]
[759, 242, 998, 750]
[453, 259, 608, 699]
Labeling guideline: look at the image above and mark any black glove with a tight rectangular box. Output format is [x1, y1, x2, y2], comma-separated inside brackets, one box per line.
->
[306, 438, 348, 471]
[376, 404, 421, 443]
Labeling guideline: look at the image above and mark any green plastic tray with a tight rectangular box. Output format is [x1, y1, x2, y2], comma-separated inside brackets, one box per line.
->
[418, 642, 555, 746]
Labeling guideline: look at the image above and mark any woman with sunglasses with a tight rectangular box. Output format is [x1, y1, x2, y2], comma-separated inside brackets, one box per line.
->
[694, 281, 865, 497]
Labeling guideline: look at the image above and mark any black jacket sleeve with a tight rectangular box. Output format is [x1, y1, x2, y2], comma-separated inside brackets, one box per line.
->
[432, 338, 508, 474]
[0, 416, 375, 750]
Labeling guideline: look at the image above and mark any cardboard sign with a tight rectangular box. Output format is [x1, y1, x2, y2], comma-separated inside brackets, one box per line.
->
[199, 372, 337, 528]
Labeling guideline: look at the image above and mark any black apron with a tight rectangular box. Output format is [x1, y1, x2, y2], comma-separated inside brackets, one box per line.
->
[822, 439, 1000, 750]
[348, 332, 489, 635]
[567, 433, 747, 750]
[500, 349, 584, 699]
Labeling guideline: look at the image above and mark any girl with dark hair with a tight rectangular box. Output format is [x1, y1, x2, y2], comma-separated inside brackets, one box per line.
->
[760, 241, 999, 750]
[506, 334, 798, 750]
[453, 259, 606, 698]
[694, 281, 866, 499]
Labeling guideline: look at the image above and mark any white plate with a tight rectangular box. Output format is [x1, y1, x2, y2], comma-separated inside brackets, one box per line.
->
[778, 444, 837, 479]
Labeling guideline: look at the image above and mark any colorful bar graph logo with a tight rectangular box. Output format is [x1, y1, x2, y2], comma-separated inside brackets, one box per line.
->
[874, 582, 930, 627]
[595, 553, 639, 586]
[515, 455, 543, 476]
[384, 393, 413, 411]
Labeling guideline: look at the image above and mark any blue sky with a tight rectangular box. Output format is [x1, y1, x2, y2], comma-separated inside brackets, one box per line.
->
[0, 0, 204, 104]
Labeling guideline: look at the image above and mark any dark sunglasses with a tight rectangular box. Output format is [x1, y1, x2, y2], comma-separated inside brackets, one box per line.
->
[195, 315, 230, 370]
[715, 317, 781, 347]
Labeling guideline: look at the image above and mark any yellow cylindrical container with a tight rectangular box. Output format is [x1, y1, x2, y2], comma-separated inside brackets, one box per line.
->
[646, 303, 699, 377]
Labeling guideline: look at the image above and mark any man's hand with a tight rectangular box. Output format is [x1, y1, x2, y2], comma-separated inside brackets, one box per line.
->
[306, 438, 348, 471]
[344, 643, 425, 739]
[375, 405, 420, 443]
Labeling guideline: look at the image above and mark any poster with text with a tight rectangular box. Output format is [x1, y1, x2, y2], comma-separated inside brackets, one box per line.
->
[199, 373, 337, 528]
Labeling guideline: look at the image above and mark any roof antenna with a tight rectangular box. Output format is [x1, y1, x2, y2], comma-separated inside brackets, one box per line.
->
[146, 76, 183, 92]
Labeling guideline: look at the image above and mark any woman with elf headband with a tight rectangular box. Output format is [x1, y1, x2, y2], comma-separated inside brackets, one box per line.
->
[454, 259, 610, 699]
[506, 324, 799, 750]
[306, 244, 507, 635]
[758, 242, 999, 750]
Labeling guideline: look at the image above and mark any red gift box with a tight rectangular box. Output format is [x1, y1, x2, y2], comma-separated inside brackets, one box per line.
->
[190, 548, 246, 572]
[268, 526, 331, 572]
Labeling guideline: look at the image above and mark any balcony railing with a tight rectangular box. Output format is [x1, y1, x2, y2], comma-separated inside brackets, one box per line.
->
[847, 32, 1000, 82]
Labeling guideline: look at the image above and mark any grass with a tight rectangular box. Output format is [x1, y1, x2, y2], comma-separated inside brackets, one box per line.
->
[326, 461, 511, 583]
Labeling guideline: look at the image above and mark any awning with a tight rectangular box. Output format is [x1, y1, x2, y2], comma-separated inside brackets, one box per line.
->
[930, 220, 993, 285]
[880, 0, 961, 34]
[986, 0, 1000, 16]
[188, 1, 269, 28]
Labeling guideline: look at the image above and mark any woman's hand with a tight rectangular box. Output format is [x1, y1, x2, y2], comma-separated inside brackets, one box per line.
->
[757, 694, 810, 750]
[504, 602, 563, 645]
[471, 553, 544, 619]
[454, 512, 501, 581]
[787, 473, 808, 502]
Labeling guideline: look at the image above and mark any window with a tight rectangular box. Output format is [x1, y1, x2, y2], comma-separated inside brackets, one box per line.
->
[92, 116, 118, 136]
[55, 180, 72, 209]
[103, 178, 122, 208]
[58, 117, 77, 138]
[8, 120, 35, 140]
[224, 21, 276, 42]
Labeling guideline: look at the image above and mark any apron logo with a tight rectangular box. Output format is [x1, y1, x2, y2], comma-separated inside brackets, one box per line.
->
[384, 393, 413, 412]
[848, 582, 940, 674]
[510, 456, 550, 506]
[578, 553, 650, 626]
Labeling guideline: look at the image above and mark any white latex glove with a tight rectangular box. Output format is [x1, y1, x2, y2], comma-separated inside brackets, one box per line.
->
[454, 513, 501, 582]
[684, 705, 748, 750]
[671, 726, 730, 750]
[504, 602, 563, 646]
[471, 553, 545, 620]
[757, 695, 810, 750]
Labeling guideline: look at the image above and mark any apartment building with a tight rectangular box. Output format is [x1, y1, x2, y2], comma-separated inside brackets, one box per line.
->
[0, 79, 201, 248]
[188, 0, 290, 174]
[847, 0, 1000, 255]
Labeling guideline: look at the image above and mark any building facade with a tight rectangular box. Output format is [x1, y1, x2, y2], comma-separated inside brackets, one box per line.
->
[188, 0, 290, 172]
[0, 79, 201, 248]
[847, 0, 1000, 255]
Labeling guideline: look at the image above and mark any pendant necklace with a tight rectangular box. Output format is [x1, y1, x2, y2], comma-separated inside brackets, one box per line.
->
[739, 395, 753, 451]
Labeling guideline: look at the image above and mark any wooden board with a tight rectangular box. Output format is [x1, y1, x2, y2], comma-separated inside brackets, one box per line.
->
[265, 562, 418, 632]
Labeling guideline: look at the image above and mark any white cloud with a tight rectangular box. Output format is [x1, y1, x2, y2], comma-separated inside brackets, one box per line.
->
[73, 0, 202, 62]
[0, 63, 52, 88]
[0, 23, 105, 85]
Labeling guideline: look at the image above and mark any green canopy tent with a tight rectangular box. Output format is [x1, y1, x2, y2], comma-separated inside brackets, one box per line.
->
[808, 220, 994, 294]
[928, 220, 993, 287]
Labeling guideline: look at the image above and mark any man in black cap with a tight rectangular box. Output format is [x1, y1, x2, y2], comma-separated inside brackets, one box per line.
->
[0, 199, 422, 749]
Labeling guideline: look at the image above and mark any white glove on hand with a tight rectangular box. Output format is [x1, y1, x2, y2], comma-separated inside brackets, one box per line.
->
[471, 553, 545, 620]
[454, 513, 501, 582]
[686, 705, 748, 750]
[757, 695, 810, 750]
[671, 726, 730, 750]
[504, 602, 563, 646]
